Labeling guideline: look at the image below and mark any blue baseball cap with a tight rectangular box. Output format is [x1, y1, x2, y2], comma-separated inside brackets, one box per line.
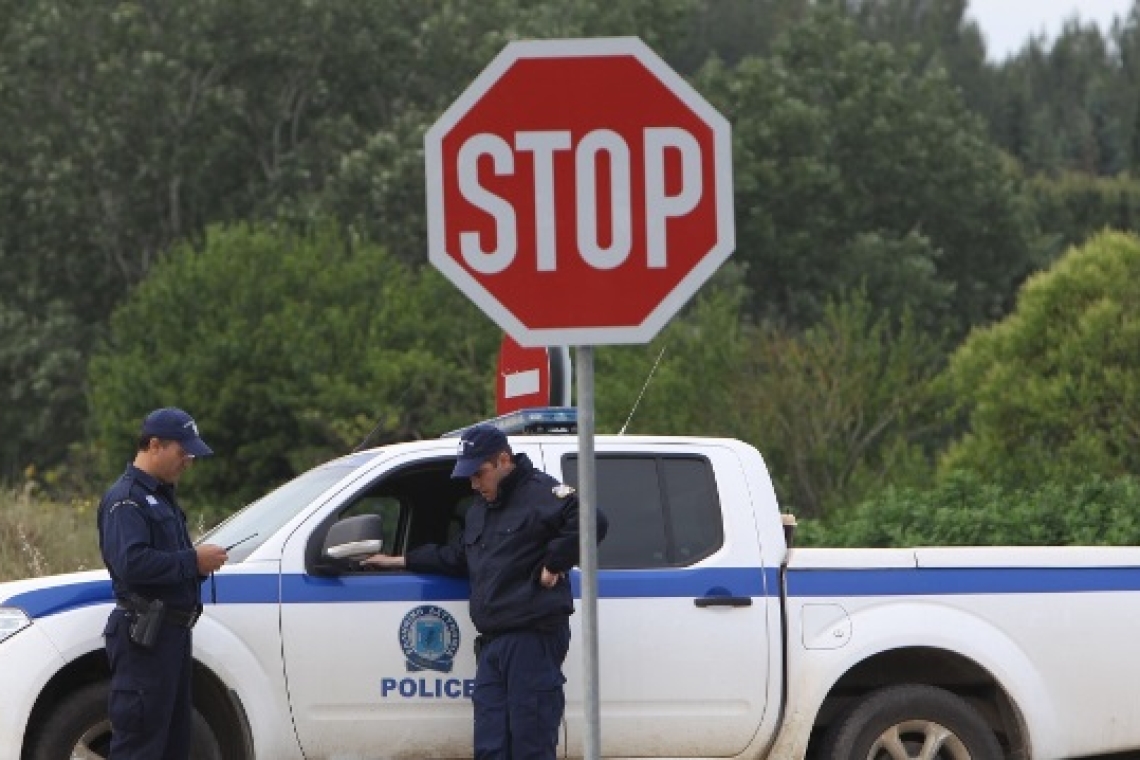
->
[451, 424, 508, 478]
[141, 407, 214, 458]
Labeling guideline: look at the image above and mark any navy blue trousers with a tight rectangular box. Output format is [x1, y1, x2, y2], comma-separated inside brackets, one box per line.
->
[473, 622, 571, 760]
[104, 608, 193, 760]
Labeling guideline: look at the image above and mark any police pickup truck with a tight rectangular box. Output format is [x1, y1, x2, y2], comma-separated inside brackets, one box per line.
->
[4, 407, 1140, 760]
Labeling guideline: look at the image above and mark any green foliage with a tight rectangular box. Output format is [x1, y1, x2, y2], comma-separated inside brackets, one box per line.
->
[1028, 172, 1140, 261]
[987, 22, 1126, 175]
[3, 0, 1140, 516]
[593, 265, 751, 437]
[798, 471, 1140, 548]
[734, 292, 944, 519]
[0, 0, 708, 471]
[0, 300, 87, 478]
[696, 7, 1040, 336]
[320, 111, 434, 267]
[594, 283, 945, 522]
[940, 231, 1140, 487]
[0, 0, 458, 470]
[314, 0, 700, 267]
[846, 0, 988, 80]
[669, 0, 810, 73]
[88, 223, 499, 511]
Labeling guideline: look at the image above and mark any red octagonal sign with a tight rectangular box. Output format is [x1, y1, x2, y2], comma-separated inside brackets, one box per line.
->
[425, 37, 734, 346]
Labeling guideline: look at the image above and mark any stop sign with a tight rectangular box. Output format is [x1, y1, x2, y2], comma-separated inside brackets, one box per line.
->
[425, 37, 734, 346]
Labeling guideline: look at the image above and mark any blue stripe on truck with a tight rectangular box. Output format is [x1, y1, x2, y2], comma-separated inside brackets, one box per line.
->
[258, 566, 772, 604]
[5, 580, 114, 619]
[784, 566, 1140, 596]
[11, 565, 1140, 620]
[6, 568, 773, 618]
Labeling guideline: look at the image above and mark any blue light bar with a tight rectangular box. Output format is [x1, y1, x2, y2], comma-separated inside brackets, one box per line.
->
[442, 407, 578, 438]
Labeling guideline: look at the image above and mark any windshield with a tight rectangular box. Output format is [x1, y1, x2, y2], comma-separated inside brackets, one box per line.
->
[199, 451, 381, 562]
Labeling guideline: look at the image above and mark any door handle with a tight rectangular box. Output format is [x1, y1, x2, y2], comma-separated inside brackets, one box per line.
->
[694, 596, 752, 608]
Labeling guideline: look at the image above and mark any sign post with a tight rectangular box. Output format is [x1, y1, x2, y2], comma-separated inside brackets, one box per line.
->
[425, 36, 733, 758]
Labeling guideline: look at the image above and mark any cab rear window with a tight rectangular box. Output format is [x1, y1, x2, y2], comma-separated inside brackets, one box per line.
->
[562, 455, 723, 569]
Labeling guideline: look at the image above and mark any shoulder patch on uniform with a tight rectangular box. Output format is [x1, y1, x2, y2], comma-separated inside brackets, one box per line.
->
[108, 499, 141, 516]
[553, 484, 575, 498]
[145, 495, 159, 505]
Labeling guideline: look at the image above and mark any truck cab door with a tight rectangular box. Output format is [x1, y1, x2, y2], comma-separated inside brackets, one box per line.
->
[278, 440, 543, 759]
[542, 440, 776, 758]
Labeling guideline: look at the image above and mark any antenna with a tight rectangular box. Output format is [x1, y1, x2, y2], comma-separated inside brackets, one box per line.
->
[352, 387, 413, 452]
[619, 345, 667, 435]
[352, 416, 389, 453]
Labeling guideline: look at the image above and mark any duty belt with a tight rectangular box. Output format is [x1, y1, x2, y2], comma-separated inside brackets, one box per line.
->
[474, 620, 562, 657]
[116, 596, 201, 628]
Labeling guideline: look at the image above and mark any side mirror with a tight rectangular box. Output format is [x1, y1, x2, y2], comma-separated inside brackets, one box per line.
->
[323, 514, 384, 562]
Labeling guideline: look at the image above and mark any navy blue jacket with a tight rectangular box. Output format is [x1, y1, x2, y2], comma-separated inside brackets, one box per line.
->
[406, 454, 607, 635]
[97, 464, 203, 612]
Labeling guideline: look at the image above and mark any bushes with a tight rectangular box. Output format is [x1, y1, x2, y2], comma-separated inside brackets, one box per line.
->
[799, 472, 1140, 548]
[596, 285, 945, 521]
[735, 293, 944, 519]
[940, 231, 1140, 488]
[88, 222, 499, 512]
[788, 231, 1140, 550]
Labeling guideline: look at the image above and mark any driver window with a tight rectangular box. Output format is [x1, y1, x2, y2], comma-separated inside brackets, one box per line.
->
[318, 459, 475, 572]
[338, 494, 402, 555]
[447, 494, 476, 543]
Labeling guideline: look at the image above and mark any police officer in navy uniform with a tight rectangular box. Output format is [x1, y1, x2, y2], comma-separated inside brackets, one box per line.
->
[97, 408, 227, 759]
[364, 423, 607, 759]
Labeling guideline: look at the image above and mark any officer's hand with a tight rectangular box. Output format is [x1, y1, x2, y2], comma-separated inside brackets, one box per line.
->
[361, 554, 405, 570]
[196, 544, 228, 574]
[540, 567, 564, 588]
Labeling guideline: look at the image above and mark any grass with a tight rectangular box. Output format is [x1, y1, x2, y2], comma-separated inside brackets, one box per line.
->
[0, 484, 103, 582]
[0, 479, 222, 582]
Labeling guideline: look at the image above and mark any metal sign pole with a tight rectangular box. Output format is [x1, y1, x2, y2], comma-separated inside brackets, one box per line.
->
[576, 345, 601, 760]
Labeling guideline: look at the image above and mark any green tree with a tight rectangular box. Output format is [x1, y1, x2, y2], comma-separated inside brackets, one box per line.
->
[733, 293, 943, 519]
[592, 279, 944, 521]
[695, 7, 1040, 337]
[0, 0, 706, 471]
[1, 0, 447, 471]
[1118, 4, 1140, 175]
[0, 300, 86, 477]
[1028, 171, 1140, 258]
[986, 18, 1127, 175]
[593, 266, 752, 438]
[845, 0, 993, 105]
[315, 0, 700, 266]
[670, 0, 811, 73]
[88, 222, 499, 511]
[940, 231, 1140, 487]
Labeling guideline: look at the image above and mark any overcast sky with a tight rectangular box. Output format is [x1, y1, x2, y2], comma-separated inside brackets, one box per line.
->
[968, 0, 1135, 60]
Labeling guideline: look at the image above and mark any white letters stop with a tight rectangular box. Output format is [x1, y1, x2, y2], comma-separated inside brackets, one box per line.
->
[457, 128, 702, 275]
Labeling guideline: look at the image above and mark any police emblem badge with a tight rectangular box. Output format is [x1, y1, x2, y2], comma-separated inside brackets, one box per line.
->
[399, 605, 461, 673]
[553, 484, 575, 498]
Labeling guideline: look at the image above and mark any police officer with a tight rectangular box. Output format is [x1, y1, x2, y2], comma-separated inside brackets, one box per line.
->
[364, 423, 607, 760]
[97, 407, 227, 759]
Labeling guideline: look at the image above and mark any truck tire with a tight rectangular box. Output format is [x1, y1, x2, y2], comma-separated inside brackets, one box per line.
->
[28, 680, 222, 760]
[820, 684, 1003, 760]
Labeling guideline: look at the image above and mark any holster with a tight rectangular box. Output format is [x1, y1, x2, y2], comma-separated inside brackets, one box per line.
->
[127, 597, 166, 649]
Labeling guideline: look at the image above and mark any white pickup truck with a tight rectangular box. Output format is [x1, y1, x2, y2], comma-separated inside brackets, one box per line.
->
[3, 408, 1140, 760]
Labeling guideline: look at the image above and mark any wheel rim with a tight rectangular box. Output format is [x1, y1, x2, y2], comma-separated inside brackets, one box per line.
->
[865, 719, 971, 760]
[71, 718, 111, 760]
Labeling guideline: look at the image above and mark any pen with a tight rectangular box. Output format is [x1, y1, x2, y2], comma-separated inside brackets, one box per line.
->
[224, 533, 258, 551]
